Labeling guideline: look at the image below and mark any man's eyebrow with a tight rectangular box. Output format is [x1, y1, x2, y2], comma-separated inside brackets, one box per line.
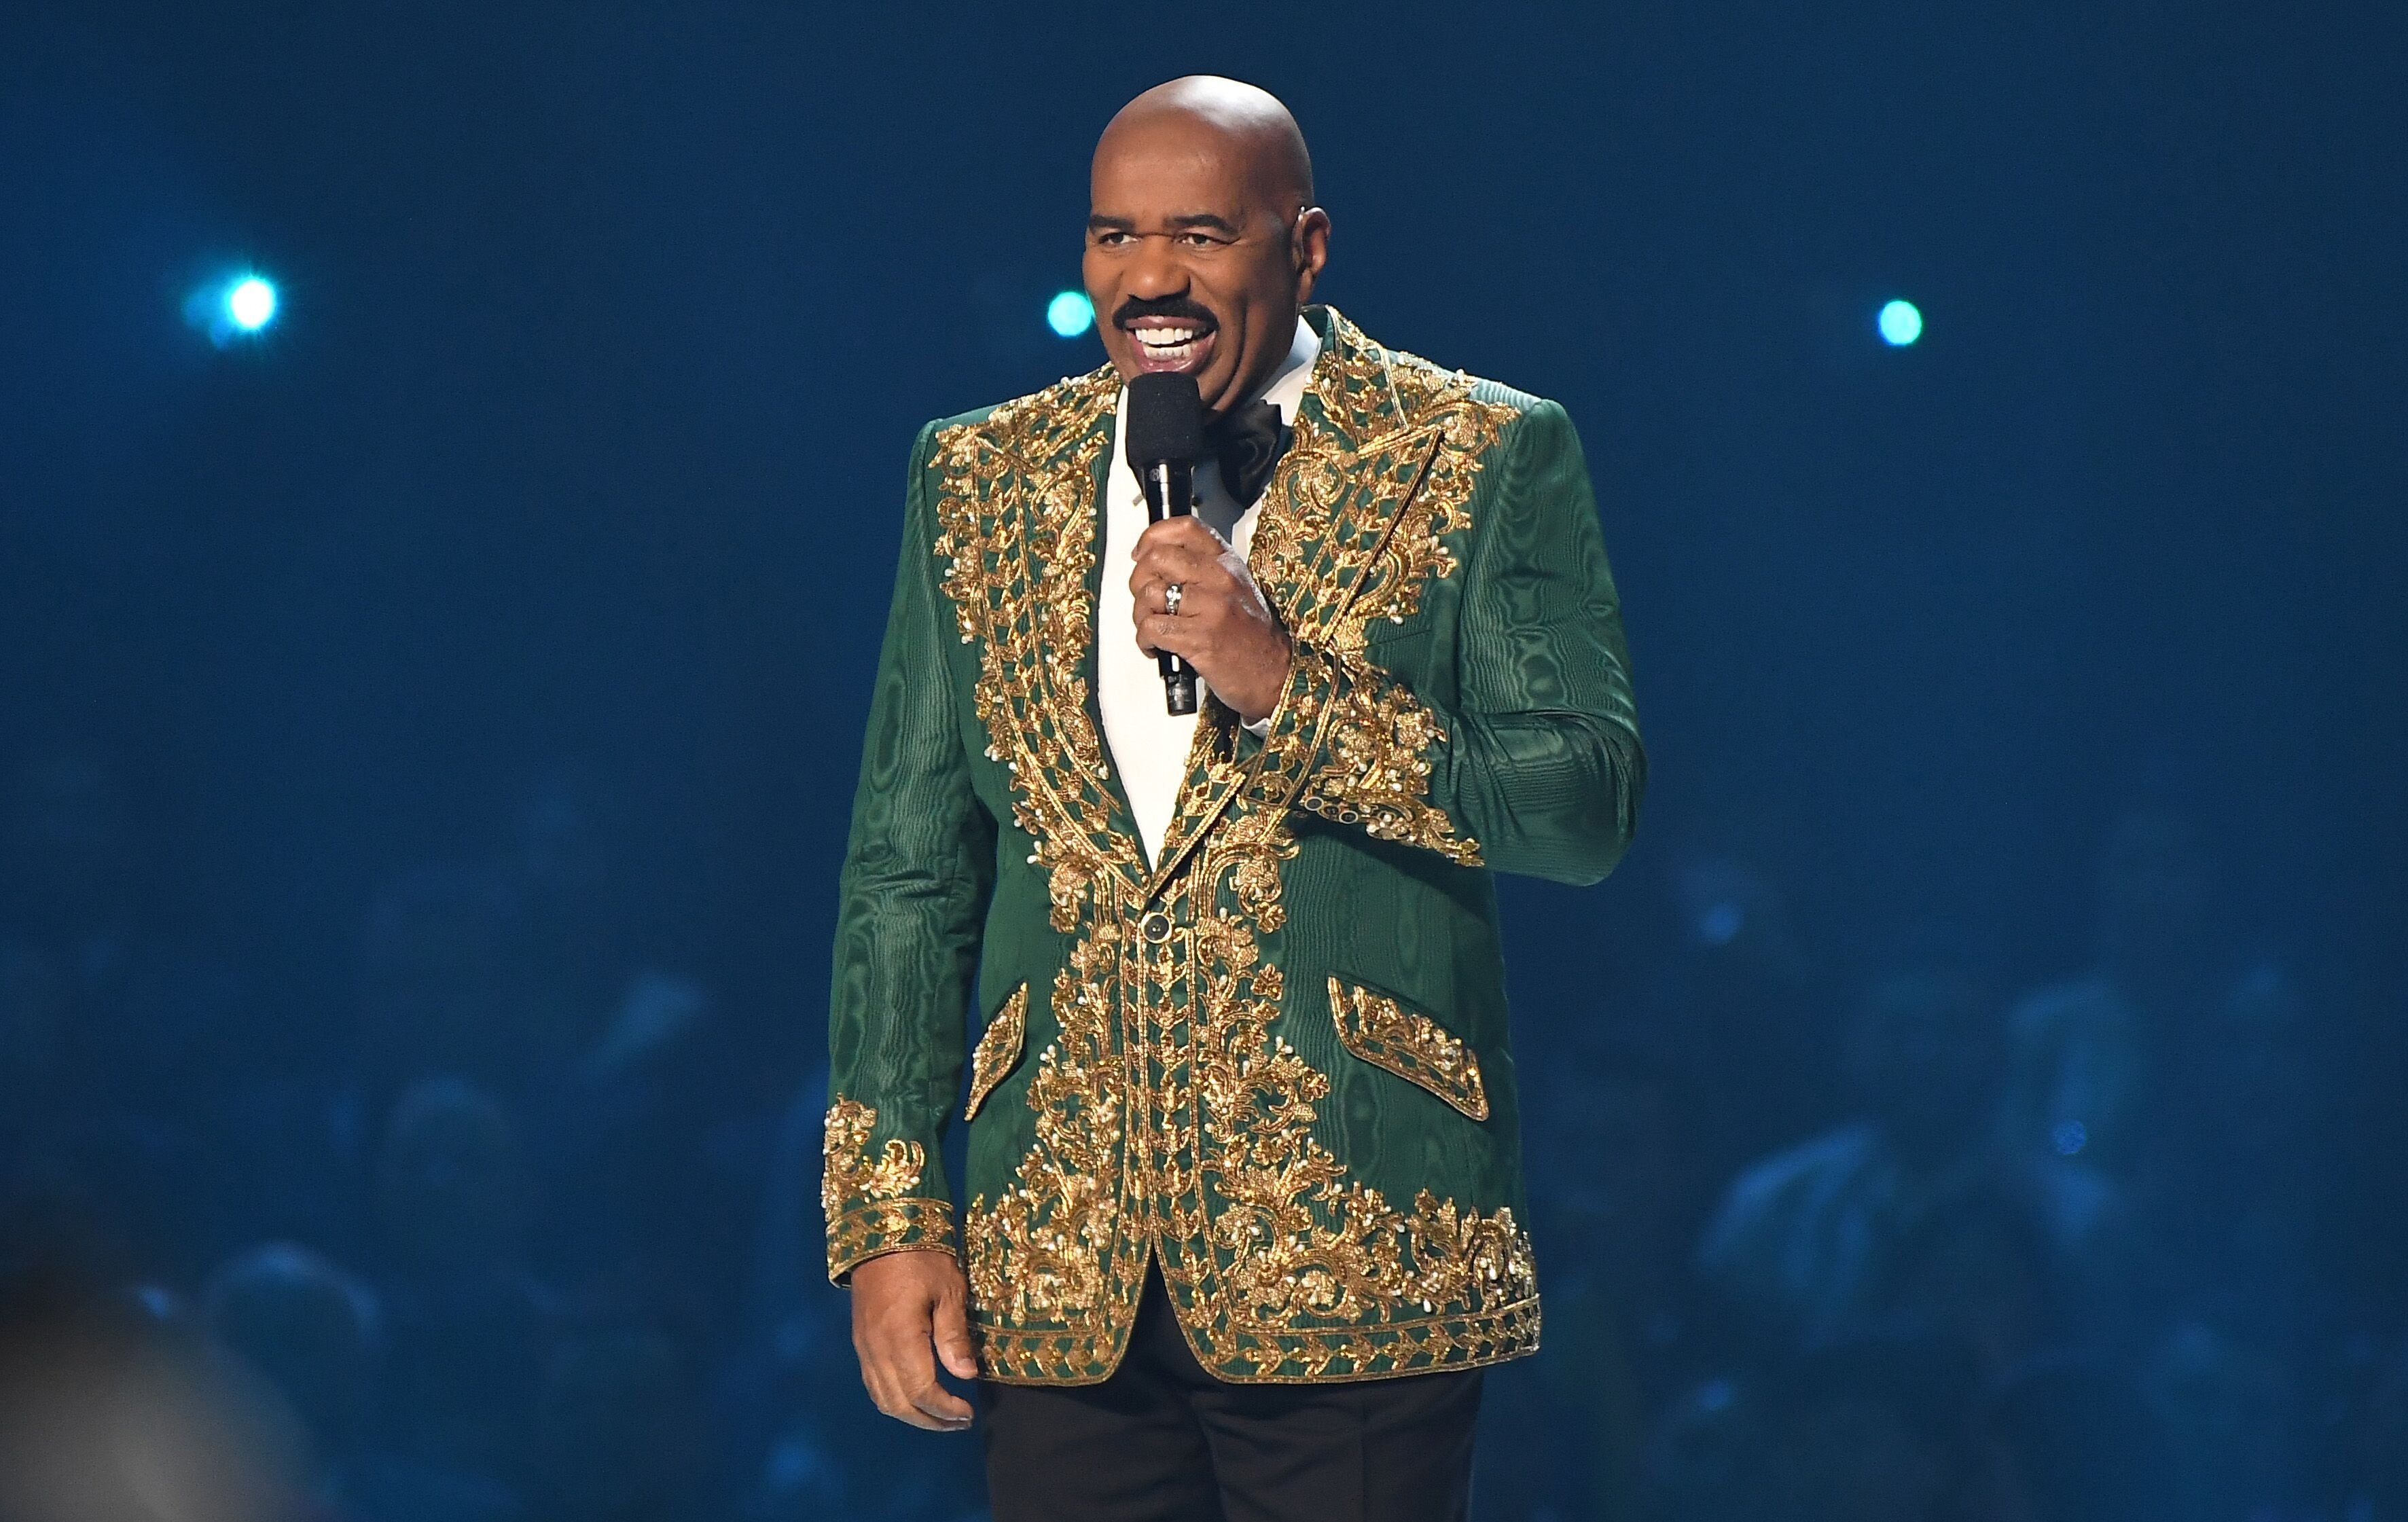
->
[1084, 212, 1244, 235]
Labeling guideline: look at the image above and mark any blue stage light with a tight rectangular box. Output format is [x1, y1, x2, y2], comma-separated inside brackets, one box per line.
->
[1047, 289, 1094, 339]
[189, 272, 281, 346]
[227, 276, 278, 332]
[1877, 299, 1922, 346]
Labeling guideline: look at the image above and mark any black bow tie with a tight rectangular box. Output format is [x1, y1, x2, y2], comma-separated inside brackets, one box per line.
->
[1208, 399, 1292, 509]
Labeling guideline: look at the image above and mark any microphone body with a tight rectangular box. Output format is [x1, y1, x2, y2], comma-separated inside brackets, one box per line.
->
[1124, 372, 1209, 716]
[1138, 458, 1198, 714]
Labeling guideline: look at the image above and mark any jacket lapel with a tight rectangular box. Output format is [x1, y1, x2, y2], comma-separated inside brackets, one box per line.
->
[1143, 308, 1455, 898]
[935, 367, 1153, 909]
[1026, 395, 1151, 890]
[1066, 423, 1149, 864]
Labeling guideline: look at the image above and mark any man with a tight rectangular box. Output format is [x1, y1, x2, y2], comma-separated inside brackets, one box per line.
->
[1700, 970, 2005, 1352]
[823, 75, 1644, 1520]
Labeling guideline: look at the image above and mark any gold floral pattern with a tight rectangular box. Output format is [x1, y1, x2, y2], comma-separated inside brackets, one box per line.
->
[963, 983, 1028, 1121]
[936, 311, 1541, 1385]
[822, 1095, 928, 1214]
[827, 1197, 956, 1284]
[823, 1095, 952, 1281]
[1294, 654, 1482, 865]
[1327, 977, 1491, 1120]
[1146, 806, 1535, 1381]
[927, 368, 1133, 932]
[963, 937, 1143, 1334]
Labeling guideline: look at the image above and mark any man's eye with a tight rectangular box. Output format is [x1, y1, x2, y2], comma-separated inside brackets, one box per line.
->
[1181, 232, 1217, 248]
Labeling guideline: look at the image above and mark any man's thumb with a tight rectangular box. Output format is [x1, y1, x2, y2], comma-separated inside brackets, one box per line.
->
[933, 1287, 980, 1381]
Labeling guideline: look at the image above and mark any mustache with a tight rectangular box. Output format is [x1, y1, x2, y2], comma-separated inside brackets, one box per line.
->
[1112, 295, 1219, 329]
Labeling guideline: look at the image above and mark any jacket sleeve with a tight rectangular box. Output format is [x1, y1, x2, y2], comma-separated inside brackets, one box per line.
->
[1262, 398, 1645, 886]
[823, 420, 996, 1283]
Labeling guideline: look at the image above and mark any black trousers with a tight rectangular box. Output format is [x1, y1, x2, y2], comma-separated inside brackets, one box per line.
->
[980, 1265, 1485, 1522]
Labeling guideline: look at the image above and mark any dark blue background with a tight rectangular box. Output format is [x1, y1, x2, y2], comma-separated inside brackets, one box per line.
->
[2, 3, 2401, 1519]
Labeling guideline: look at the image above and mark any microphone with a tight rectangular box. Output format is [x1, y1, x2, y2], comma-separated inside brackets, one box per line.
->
[1124, 372, 1208, 715]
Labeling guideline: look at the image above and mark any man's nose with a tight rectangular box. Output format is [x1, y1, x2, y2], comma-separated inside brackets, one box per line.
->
[1124, 235, 1189, 299]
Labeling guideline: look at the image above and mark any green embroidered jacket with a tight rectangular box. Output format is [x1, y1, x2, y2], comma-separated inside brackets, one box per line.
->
[823, 308, 1643, 1385]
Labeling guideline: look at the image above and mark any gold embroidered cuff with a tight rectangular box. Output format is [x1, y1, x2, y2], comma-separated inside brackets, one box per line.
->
[827, 1197, 958, 1284]
[823, 1093, 952, 1282]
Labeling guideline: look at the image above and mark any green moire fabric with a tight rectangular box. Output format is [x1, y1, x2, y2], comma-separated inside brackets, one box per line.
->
[823, 307, 1643, 1385]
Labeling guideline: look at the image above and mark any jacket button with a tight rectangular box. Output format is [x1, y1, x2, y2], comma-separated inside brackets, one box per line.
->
[1140, 910, 1174, 943]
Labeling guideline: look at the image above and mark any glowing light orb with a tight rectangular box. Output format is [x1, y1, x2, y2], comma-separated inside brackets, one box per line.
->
[1046, 289, 1094, 339]
[226, 276, 278, 332]
[1877, 298, 1922, 346]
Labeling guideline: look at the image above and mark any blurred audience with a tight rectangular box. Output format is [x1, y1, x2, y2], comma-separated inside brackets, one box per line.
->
[1767, 1330, 1980, 1522]
[0, 737, 2381, 1521]
[374, 1077, 556, 1498]
[1700, 968, 2010, 1355]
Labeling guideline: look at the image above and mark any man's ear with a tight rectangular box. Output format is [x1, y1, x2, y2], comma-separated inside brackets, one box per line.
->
[1291, 206, 1331, 302]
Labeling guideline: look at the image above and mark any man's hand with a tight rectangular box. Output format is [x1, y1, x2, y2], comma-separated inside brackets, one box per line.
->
[850, 1250, 978, 1431]
[1130, 516, 1291, 723]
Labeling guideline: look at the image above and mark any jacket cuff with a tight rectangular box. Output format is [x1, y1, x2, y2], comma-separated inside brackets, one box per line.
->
[827, 1198, 958, 1285]
[1263, 640, 1483, 865]
[823, 1093, 956, 1284]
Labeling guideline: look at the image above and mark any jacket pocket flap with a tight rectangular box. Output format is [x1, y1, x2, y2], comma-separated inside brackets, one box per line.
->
[1326, 976, 1490, 1121]
[964, 982, 1028, 1121]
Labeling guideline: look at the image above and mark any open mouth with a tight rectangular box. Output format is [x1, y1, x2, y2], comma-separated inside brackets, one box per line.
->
[1124, 318, 1219, 374]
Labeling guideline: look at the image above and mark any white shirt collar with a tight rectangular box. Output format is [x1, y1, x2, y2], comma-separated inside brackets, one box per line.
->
[1255, 312, 1321, 424]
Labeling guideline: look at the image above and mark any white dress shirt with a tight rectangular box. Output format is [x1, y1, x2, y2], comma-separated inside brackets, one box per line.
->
[1098, 314, 1321, 865]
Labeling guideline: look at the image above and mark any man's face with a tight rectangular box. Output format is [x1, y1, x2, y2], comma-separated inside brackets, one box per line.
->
[1083, 121, 1325, 415]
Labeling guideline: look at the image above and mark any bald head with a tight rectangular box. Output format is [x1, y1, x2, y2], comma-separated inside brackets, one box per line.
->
[1099, 76, 1314, 215]
[1083, 77, 1331, 414]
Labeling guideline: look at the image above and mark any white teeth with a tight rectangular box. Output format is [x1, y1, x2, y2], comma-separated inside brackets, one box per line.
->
[1133, 325, 1205, 348]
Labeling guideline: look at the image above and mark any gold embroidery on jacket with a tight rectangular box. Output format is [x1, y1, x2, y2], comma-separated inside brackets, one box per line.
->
[1327, 977, 1491, 1121]
[928, 367, 1139, 929]
[929, 367, 1154, 1379]
[1294, 655, 1482, 865]
[822, 1095, 929, 1216]
[942, 313, 1540, 1384]
[823, 1095, 954, 1280]
[1145, 821, 1536, 1381]
[964, 931, 1141, 1333]
[826, 1197, 954, 1282]
[964, 983, 1029, 1122]
[1244, 322, 1516, 866]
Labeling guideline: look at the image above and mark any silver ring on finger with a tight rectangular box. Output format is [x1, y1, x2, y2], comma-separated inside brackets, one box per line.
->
[1164, 581, 1185, 616]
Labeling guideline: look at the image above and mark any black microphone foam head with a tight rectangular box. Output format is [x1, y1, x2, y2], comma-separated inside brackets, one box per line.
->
[1124, 371, 1207, 469]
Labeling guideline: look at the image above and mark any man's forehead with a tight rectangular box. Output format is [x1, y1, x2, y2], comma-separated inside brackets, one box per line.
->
[1093, 156, 1275, 228]
[1097, 135, 1243, 185]
[1098, 113, 1293, 182]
